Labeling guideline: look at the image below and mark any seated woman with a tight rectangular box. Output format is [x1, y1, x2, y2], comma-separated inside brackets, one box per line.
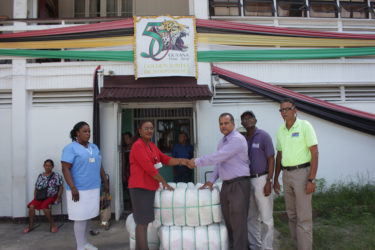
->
[24, 159, 64, 233]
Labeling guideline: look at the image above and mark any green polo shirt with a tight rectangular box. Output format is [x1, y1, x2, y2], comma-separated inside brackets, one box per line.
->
[276, 118, 318, 167]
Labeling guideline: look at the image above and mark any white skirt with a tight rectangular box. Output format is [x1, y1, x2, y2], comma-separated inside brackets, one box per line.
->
[66, 188, 100, 221]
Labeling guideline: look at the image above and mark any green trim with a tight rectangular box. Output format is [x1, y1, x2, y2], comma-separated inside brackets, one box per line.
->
[1, 47, 375, 62]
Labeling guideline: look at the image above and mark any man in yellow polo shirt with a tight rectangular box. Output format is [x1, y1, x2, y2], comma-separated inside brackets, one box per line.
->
[273, 98, 319, 250]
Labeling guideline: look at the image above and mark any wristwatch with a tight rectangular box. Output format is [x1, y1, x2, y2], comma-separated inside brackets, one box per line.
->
[266, 177, 273, 183]
[308, 178, 316, 184]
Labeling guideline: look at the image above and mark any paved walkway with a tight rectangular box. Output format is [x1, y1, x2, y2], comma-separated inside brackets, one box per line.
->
[0, 219, 281, 250]
[0, 220, 130, 250]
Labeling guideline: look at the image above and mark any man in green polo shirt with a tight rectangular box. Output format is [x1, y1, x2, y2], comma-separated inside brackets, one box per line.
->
[273, 98, 319, 250]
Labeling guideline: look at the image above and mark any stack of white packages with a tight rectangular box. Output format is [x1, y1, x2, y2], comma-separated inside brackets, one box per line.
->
[155, 182, 228, 250]
[154, 182, 222, 227]
[125, 213, 159, 250]
[159, 222, 228, 250]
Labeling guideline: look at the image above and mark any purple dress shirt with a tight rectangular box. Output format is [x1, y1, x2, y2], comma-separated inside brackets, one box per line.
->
[195, 130, 250, 183]
[247, 128, 274, 175]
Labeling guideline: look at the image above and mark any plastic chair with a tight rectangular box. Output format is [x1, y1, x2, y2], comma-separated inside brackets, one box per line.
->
[36, 198, 65, 229]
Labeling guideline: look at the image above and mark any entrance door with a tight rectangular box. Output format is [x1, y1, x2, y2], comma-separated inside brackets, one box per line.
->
[120, 107, 194, 212]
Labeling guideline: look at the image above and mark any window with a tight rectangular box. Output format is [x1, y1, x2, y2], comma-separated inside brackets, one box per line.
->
[277, 0, 307, 17]
[309, 0, 339, 18]
[74, 0, 132, 18]
[340, 0, 369, 19]
[209, 0, 242, 16]
[244, 0, 275, 17]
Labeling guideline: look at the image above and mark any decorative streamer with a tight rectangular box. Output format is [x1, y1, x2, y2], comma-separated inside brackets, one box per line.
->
[1, 47, 375, 62]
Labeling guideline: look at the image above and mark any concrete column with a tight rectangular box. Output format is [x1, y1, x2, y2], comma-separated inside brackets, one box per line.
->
[13, 0, 28, 18]
[11, 0, 29, 218]
[11, 59, 29, 218]
[192, 0, 209, 19]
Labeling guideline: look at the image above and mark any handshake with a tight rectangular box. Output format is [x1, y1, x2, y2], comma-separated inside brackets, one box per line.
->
[179, 158, 196, 169]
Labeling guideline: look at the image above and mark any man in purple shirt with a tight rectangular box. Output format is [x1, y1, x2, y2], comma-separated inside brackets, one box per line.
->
[188, 113, 250, 250]
[241, 111, 275, 250]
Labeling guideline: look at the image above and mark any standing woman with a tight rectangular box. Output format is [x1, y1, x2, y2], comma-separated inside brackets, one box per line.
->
[61, 121, 109, 250]
[129, 120, 188, 250]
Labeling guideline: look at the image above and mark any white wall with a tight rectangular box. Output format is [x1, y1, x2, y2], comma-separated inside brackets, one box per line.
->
[28, 103, 93, 215]
[195, 101, 375, 185]
[0, 108, 12, 216]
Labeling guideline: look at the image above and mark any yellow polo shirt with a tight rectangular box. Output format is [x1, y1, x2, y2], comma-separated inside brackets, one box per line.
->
[276, 118, 318, 167]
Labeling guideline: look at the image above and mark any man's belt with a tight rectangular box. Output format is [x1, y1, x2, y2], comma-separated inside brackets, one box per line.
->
[223, 176, 250, 184]
[250, 171, 268, 178]
[281, 162, 310, 171]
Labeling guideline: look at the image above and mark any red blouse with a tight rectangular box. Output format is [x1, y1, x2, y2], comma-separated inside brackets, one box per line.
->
[128, 138, 171, 190]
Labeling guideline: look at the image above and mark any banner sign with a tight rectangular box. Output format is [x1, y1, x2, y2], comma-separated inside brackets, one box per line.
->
[134, 15, 197, 79]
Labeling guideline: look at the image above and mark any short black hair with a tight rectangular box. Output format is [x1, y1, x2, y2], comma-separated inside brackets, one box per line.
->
[122, 132, 132, 137]
[240, 110, 256, 120]
[178, 131, 188, 137]
[219, 113, 234, 123]
[280, 98, 295, 106]
[44, 159, 54, 166]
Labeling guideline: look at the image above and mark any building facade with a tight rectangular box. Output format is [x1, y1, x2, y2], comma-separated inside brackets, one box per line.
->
[1, 0, 375, 219]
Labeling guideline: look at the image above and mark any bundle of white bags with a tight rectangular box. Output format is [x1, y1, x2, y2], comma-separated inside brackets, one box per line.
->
[125, 213, 159, 250]
[154, 182, 222, 227]
[159, 223, 228, 250]
[126, 182, 228, 250]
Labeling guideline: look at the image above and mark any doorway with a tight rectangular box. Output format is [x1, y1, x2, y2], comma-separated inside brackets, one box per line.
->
[120, 107, 194, 212]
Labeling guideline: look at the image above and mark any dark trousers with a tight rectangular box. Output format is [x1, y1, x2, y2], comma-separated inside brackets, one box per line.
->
[221, 178, 250, 250]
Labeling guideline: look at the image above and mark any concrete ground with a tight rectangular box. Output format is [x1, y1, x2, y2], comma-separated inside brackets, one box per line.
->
[0, 219, 130, 250]
[0, 219, 281, 250]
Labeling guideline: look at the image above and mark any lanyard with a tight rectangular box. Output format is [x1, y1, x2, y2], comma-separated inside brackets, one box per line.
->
[85, 146, 93, 157]
[144, 140, 158, 163]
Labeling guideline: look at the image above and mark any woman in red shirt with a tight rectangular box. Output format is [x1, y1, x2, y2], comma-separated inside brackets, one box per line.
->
[128, 120, 189, 250]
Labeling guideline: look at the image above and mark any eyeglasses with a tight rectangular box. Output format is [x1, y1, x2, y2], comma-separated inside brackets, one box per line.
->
[142, 127, 154, 131]
[279, 107, 295, 113]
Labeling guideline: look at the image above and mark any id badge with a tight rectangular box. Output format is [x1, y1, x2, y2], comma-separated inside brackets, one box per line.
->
[89, 157, 95, 163]
[154, 162, 163, 169]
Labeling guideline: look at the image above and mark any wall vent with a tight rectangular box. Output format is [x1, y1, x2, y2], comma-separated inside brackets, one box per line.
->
[0, 91, 12, 106]
[345, 86, 375, 101]
[283, 86, 342, 102]
[213, 83, 270, 104]
[32, 90, 92, 106]
[213, 82, 375, 103]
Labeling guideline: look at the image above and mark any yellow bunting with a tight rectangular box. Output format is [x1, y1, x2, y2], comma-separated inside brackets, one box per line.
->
[0, 36, 133, 49]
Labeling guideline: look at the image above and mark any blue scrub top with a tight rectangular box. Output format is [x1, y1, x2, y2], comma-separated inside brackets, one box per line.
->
[61, 141, 101, 190]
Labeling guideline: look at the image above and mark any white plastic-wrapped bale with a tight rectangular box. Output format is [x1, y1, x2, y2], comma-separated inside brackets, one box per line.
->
[125, 213, 159, 250]
[159, 223, 228, 250]
[154, 182, 222, 227]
